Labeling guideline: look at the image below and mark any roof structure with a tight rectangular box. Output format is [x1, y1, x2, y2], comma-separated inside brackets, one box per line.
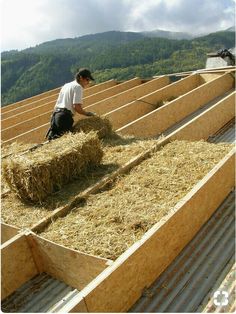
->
[1, 66, 235, 313]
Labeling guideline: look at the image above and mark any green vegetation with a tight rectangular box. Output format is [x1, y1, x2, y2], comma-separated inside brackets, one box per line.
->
[1, 30, 235, 106]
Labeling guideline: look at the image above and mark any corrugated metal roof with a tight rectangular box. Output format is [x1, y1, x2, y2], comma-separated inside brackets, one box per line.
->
[200, 258, 235, 313]
[209, 120, 235, 144]
[163, 90, 234, 137]
[129, 191, 235, 313]
[1, 272, 79, 313]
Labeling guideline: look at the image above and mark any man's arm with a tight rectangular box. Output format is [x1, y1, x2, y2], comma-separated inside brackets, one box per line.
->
[73, 103, 96, 116]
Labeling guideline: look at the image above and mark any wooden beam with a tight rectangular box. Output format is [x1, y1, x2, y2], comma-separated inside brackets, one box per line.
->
[1, 222, 19, 244]
[170, 91, 235, 141]
[28, 90, 235, 233]
[1, 233, 38, 300]
[27, 233, 112, 291]
[1, 87, 61, 114]
[81, 76, 170, 115]
[81, 77, 142, 108]
[0, 76, 175, 142]
[117, 73, 234, 137]
[1, 80, 117, 127]
[105, 74, 201, 130]
[64, 148, 235, 313]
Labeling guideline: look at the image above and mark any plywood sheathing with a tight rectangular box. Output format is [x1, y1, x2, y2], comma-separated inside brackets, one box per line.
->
[199, 73, 224, 83]
[27, 233, 111, 291]
[1, 234, 38, 300]
[170, 91, 235, 141]
[81, 77, 142, 108]
[1, 78, 141, 142]
[105, 74, 201, 130]
[1, 77, 168, 144]
[79, 76, 170, 116]
[118, 72, 234, 137]
[2, 123, 50, 145]
[1, 80, 116, 126]
[1, 79, 116, 119]
[64, 148, 235, 313]
[1, 86, 61, 115]
[1, 222, 19, 244]
[2, 92, 234, 233]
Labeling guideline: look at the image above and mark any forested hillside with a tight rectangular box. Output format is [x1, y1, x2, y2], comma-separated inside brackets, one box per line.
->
[1, 30, 235, 106]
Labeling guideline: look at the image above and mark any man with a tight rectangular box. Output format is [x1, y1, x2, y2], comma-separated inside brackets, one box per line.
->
[46, 68, 96, 140]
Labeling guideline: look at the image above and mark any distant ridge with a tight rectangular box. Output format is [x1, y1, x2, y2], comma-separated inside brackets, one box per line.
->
[141, 29, 193, 40]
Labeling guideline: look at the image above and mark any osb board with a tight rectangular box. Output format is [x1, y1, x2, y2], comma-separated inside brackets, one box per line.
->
[27, 233, 111, 291]
[67, 148, 235, 313]
[83, 76, 169, 116]
[2, 80, 140, 138]
[1, 222, 19, 244]
[171, 91, 235, 141]
[105, 100, 154, 130]
[2, 111, 52, 141]
[200, 73, 223, 83]
[105, 74, 201, 130]
[1, 99, 56, 130]
[82, 78, 141, 107]
[1, 87, 61, 115]
[2, 123, 49, 145]
[1, 80, 116, 120]
[1, 234, 38, 300]
[118, 72, 234, 137]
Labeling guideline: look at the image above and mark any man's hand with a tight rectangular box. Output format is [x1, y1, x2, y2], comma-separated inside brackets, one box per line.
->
[86, 111, 96, 117]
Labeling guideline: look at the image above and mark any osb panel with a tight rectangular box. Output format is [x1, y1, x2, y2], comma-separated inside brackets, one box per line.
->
[28, 234, 111, 291]
[83, 78, 142, 107]
[84, 76, 170, 115]
[2, 80, 116, 121]
[1, 87, 61, 114]
[71, 149, 235, 313]
[2, 111, 52, 141]
[1, 222, 19, 244]
[3, 123, 49, 145]
[1, 234, 38, 300]
[106, 74, 201, 129]
[172, 91, 235, 141]
[118, 73, 234, 137]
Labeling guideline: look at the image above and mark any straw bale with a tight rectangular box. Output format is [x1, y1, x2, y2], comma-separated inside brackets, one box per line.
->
[1, 137, 158, 229]
[40, 140, 233, 260]
[73, 116, 113, 139]
[1, 141, 36, 157]
[2, 132, 103, 203]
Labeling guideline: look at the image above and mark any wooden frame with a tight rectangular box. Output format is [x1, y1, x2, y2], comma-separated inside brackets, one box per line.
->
[117, 73, 234, 137]
[1, 232, 111, 300]
[1, 79, 117, 118]
[62, 148, 235, 313]
[105, 73, 201, 129]
[1, 222, 19, 244]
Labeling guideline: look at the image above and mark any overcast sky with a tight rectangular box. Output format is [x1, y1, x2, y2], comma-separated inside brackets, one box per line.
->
[1, 0, 235, 51]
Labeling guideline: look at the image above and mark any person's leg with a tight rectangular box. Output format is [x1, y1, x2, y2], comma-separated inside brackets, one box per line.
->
[47, 111, 73, 140]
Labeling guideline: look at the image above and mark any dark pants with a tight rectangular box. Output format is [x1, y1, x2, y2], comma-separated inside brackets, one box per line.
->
[46, 109, 74, 140]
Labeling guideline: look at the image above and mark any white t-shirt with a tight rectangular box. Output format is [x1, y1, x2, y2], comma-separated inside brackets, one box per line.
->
[54, 80, 83, 115]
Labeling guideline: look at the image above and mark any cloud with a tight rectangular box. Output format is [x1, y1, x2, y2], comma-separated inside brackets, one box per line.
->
[1, 0, 235, 51]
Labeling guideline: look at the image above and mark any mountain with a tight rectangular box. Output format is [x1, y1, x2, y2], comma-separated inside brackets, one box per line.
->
[1, 29, 235, 106]
[226, 26, 235, 32]
[142, 29, 193, 40]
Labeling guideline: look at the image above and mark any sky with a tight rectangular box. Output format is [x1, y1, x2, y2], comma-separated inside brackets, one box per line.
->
[1, 0, 235, 51]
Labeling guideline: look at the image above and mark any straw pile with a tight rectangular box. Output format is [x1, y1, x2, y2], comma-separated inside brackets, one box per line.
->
[73, 116, 113, 139]
[40, 140, 233, 260]
[2, 132, 103, 203]
[1, 136, 158, 229]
